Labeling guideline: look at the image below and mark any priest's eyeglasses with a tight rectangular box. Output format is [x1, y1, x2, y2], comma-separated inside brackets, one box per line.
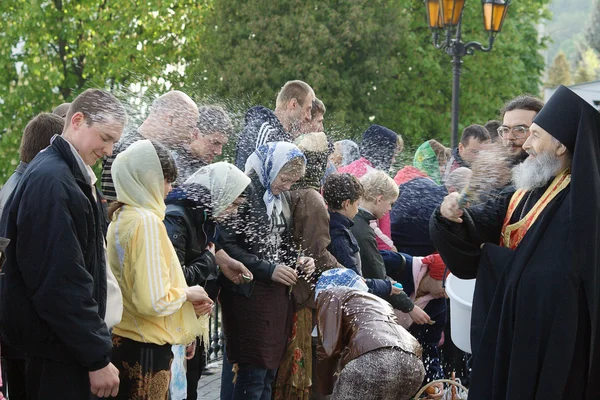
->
[497, 125, 529, 139]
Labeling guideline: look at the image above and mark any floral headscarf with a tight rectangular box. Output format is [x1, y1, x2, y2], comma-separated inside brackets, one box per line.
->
[245, 141, 306, 218]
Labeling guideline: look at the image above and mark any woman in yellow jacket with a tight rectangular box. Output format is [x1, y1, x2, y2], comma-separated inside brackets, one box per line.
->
[106, 140, 213, 399]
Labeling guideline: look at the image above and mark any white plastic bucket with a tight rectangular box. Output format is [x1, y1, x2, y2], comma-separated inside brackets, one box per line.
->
[445, 274, 476, 354]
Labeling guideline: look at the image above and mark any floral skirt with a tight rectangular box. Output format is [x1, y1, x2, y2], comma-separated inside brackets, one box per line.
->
[111, 334, 173, 400]
[273, 308, 313, 400]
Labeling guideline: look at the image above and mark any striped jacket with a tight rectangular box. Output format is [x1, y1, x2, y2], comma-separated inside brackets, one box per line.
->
[234, 106, 291, 170]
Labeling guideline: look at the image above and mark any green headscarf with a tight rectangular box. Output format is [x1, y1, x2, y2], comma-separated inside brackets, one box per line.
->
[413, 139, 448, 184]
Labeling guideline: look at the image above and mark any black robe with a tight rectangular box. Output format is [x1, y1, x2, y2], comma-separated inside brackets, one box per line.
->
[430, 184, 592, 399]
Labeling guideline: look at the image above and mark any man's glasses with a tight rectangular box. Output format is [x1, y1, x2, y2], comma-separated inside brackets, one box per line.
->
[497, 125, 529, 139]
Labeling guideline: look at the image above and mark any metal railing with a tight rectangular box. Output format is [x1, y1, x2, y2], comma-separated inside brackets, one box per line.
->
[206, 303, 224, 362]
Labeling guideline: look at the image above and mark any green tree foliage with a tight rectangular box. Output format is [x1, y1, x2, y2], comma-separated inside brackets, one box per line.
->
[546, 52, 572, 87]
[0, 0, 550, 185]
[545, 0, 594, 63]
[585, 0, 600, 56]
[573, 48, 600, 84]
[0, 0, 206, 183]
[189, 0, 549, 148]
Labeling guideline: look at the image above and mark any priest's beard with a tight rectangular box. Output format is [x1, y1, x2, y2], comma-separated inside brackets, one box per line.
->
[512, 151, 562, 191]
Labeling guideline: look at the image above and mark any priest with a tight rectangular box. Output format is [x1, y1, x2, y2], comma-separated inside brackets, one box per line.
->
[430, 86, 600, 399]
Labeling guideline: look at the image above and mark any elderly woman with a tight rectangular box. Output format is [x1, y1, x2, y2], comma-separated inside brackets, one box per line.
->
[315, 269, 425, 400]
[107, 140, 213, 399]
[329, 139, 360, 169]
[273, 132, 343, 400]
[218, 142, 316, 400]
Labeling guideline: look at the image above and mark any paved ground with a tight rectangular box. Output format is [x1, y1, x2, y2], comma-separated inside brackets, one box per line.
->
[197, 360, 223, 400]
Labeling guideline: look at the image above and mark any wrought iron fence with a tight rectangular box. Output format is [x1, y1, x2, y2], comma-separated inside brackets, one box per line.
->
[207, 302, 224, 362]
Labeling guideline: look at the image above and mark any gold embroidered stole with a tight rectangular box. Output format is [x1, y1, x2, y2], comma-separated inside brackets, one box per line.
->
[500, 169, 571, 250]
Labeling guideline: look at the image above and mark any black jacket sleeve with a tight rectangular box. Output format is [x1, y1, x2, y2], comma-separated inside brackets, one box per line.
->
[387, 291, 415, 313]
[218, 224, 276, 283]
[164, 214, 217, 287]
[17, 177, 111, 371]
[184, 253, 217, 287]
[429, 189, 513, 279]
[351, 221, 387, 280]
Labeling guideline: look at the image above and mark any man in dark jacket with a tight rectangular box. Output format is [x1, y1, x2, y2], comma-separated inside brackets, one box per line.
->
[0, 89, 126, 399]
[175, 105, 233, 185]
[0, 113, 64, 217]
[234, 80, 315, 169]
[0, 112, 64, 400]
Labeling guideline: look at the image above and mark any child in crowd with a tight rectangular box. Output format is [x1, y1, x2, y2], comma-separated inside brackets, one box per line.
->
[351, 170, 431, 323]
[323, 172, 429, 323]
[358, 170, 448, 393]
[324, 173, 390, 298]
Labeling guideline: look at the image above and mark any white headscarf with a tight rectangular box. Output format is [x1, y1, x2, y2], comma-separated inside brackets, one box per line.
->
[244, 142, 306, 218]
[111, 140, 166, 219]
[184, 162, 251, 217]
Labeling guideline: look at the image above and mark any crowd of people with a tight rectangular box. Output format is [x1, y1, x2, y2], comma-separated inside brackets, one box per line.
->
[0, 78, 598, 400]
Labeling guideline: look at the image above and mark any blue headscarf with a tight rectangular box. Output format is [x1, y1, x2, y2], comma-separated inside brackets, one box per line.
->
[315, 268, 369, 300]
[245, 142, 306, 219]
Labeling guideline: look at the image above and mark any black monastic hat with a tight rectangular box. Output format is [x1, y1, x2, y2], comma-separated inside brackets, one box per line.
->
[533, 85, 599, 153]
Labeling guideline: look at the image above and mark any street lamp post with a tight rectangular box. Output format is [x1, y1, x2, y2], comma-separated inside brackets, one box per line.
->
[425, 0, 510, 148]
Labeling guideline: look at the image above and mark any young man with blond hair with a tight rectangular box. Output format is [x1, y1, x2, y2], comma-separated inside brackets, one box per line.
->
[234, 80, 316, 169]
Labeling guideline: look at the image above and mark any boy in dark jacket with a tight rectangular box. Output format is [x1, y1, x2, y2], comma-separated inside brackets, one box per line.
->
[0, 89, 126, 399]
[323, 173, 404, 301]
